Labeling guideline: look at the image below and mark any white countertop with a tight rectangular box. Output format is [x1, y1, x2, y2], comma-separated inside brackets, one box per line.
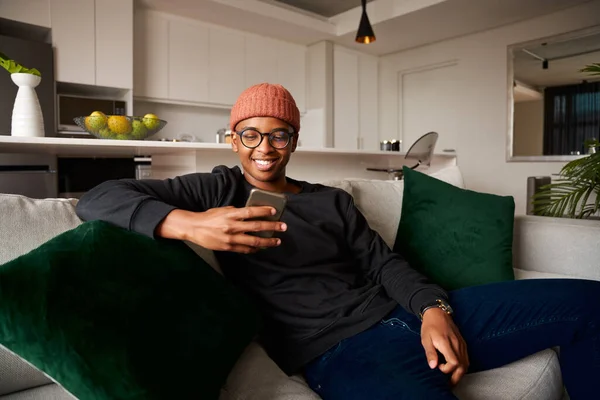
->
[0, 136, 457, 158]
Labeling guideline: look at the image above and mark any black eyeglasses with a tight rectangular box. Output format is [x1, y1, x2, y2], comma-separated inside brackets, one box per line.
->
[236, 128, 295, 149]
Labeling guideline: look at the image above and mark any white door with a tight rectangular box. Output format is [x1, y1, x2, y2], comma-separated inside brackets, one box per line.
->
[133, 10, 168, 98]
[96, 0, 133, 89]
[168, 20, 209, 103]
[50, 0, 95, 85]
[333, 46, 359, 150]
[208, 27, 245, 106]
[400, 62, 459, 153]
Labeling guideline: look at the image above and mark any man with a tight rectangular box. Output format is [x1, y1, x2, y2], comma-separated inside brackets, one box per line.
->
[77, 83, 600, 399]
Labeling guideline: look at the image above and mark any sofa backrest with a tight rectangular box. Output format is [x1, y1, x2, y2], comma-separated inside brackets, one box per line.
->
[0, 167, 465, 266]
[0, 194, 82, 265]
[322, 166, 465, 248]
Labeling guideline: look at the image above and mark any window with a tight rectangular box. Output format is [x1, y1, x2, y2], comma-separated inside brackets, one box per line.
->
[543, 81, 600, 155]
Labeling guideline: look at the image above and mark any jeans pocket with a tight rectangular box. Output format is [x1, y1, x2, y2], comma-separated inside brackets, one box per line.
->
[305, 340, 347, 394]
[381, 317, 420, 336]
[319, 340, 346, 366]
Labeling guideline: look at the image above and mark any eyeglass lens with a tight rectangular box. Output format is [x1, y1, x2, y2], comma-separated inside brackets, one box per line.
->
[240, 129, 292, 149]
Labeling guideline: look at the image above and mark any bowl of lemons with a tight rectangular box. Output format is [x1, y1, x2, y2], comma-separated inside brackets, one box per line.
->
[73, 112, 167, 140]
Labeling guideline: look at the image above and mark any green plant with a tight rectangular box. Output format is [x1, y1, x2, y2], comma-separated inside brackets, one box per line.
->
[0, 51, 41, 76]
[532, 63, 600, 218]
[532, 153, 600, 218]
[581, 63, 600, 75]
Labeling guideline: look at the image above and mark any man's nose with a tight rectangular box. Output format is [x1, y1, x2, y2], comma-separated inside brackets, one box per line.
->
[257, 134, 275, 152]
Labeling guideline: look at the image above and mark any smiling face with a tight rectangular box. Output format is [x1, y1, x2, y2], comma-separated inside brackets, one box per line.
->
[232, 116, 298, 192]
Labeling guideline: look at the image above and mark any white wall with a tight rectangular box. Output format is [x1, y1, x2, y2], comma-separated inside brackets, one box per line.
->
[379, 1, 600, 215]
[513, 100, 544, 156]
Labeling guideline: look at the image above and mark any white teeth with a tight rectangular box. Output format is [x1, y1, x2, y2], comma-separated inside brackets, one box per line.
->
[255, 160, 274, 165]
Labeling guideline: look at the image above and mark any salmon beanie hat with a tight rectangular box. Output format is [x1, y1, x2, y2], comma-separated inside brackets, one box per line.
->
[230, 83, 301, 133]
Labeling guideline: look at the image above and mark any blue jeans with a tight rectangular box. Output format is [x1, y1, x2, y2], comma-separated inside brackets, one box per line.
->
[304, 279, 600, 400]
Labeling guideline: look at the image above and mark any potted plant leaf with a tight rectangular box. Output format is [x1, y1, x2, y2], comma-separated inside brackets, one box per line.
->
[0, 52, 44, 137]
[532, 63, 600, 218]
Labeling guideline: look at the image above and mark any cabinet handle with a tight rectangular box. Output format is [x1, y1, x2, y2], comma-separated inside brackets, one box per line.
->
[357, 138, 360, 149]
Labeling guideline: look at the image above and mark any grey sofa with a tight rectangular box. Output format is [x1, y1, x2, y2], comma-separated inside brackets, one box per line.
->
[1, 165, 598, 399]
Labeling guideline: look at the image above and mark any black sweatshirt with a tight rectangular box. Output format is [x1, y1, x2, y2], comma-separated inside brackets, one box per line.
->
[75, 165, 448, 375]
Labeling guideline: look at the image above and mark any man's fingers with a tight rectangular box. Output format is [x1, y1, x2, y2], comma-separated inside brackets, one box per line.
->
[450, 366, 467, 386]
[225, 233, 281, 250]
[239, 220, 287, 233]
[434, 340, 460, 373]
[421, 338, 438, 369]
[237, 206, 277, 220]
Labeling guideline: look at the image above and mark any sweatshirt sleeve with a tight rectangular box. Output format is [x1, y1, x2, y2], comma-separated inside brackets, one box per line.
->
[76, 167, 235, 238]
[344, 194, 448, 316]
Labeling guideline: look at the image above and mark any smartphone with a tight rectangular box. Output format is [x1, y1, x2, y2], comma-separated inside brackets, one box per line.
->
[244, 188, 287, 238]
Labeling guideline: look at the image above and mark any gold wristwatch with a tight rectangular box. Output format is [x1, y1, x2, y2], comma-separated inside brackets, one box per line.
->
[419, 299, 454, 321]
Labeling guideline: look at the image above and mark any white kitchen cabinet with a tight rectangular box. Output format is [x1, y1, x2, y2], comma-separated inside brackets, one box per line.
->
[50, 0, 133, 88]
[245, 35, 279, 89]
[333, 45, 379, 151]
[0, 0, 51, 28]
[50, 0, 95, 85]
[208, 27, 245, 106]
[246, 36, 306, 114]
[168, 20, 209, 103]
[95, 0, 133, 89]
[133, 12, 306, 113]
[278, 42, 306, 114]
[333, 46, 359, 150]
[358, 54, 379, 151]
[133, 10, 168, 99]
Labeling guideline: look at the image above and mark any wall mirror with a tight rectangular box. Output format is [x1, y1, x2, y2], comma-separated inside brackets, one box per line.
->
[508, 26, 600, 161]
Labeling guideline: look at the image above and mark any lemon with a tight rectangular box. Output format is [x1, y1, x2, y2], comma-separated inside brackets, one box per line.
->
[130, 120, 148, 140]
[107, 116, 132, 135]
[142, 113, 161, 130]
[85, 111, 107, 133]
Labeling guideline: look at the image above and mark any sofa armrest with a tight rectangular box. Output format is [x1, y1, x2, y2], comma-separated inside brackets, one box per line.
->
[512, 215, 600, 281]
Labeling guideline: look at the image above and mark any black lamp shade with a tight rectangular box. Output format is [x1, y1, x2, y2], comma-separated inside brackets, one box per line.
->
[356, 1, 376, 44]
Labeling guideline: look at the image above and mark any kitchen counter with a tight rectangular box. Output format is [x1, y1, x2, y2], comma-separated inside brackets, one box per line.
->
[0, 136, 457, 158]
[0, 136, 459, 182]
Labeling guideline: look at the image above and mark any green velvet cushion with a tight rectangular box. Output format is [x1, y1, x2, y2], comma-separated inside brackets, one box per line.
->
[394, 167, 516, 291]
[0, 220, 260, 400]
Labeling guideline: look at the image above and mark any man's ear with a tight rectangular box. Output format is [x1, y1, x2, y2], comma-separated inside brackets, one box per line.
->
[231, 132, 239, 153]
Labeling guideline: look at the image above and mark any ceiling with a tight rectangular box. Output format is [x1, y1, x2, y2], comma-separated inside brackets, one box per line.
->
[137, 0, 598, 56]
[513, 29, 600, 88]
[273, 0, 375, 18]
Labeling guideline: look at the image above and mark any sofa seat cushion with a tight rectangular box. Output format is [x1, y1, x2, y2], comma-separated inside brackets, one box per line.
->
[453, 349, 563, 400]
[222, 342, 562, 400]
[221, 342, 320, 400]
[0, 383, 75, 400]
[0, 345, 52, 396]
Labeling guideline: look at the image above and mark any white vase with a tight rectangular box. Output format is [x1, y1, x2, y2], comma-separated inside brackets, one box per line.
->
[10, 73, 45, 137]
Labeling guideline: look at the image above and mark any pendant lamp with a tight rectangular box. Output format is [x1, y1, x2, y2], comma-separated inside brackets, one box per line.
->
[355, 0, 376, 44]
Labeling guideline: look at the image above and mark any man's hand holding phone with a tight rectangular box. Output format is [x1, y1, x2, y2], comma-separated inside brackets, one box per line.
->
[156, 206, 286, 254]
